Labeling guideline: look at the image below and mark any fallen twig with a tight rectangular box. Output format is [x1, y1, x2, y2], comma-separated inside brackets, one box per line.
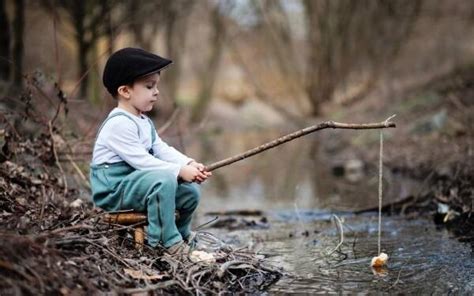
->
[48, 121, 68, 195]
[327, 215, 344, 256]
[387, 267, 404, 290]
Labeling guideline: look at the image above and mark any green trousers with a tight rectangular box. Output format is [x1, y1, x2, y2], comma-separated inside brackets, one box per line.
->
[90, 162, 200, 248]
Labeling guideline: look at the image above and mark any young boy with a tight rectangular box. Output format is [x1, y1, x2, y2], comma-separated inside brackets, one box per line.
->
[90, 47, 211, 254]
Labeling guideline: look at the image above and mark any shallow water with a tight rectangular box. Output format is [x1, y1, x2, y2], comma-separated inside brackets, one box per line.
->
[198, 212, 473, 294]
[270, 214, 472, 294]
[189, 129, 473, 294]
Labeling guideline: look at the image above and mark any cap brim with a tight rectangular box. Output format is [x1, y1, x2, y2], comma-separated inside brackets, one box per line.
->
[136, 59, 173, 80]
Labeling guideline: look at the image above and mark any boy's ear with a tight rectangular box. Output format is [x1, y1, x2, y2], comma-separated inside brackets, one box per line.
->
[117, 85, 131, 99]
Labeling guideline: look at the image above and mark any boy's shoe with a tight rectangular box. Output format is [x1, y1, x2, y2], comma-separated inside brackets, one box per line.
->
[184, 231, 197, 247]
[166, 240, 191, 256]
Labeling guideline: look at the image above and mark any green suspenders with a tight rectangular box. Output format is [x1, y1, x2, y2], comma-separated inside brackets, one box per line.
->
[95, 112, 157, 155]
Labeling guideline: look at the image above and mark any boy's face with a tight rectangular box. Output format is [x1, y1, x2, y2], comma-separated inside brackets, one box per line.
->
[122, 73, 160, 114]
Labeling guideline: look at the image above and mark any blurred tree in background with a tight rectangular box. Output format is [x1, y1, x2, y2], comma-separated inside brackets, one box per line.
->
[0, 0, 473, 125]
[303, 0, 421, 115]
[43, 0, 117, 98]
[0, 0, 472, 206]
[0, 0, 10, 82]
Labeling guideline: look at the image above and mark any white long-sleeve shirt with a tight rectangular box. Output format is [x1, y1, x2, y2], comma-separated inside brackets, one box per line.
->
[91, 108, 193, 178]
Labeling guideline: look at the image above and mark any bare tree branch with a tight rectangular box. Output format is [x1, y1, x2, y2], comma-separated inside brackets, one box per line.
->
[205, 119, 396, 172]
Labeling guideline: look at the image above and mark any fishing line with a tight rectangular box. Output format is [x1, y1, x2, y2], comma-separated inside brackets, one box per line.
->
[378, 114, 395, 255]
[378, 129, 383, 255]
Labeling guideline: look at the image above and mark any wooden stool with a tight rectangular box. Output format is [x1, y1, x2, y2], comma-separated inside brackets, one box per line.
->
[103, 212, 147, 250]
[103, 211, 181, 251]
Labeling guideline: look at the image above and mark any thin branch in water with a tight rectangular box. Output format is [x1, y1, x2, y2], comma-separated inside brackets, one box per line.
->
[386, 267, 404, 291]
[194, 216, 219, 231]
[327, 214, 344, 256]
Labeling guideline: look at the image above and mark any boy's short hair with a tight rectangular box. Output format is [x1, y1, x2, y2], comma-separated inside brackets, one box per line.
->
[102, 47, 172, 97]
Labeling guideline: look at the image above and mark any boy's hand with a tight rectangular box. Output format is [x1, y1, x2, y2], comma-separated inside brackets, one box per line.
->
[188, 160, 205, 171]
[189, 161, 212, 183]
[179, 164, 212, 183]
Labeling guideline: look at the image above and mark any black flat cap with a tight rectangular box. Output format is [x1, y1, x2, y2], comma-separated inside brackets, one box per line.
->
[103, 47, 172, 96]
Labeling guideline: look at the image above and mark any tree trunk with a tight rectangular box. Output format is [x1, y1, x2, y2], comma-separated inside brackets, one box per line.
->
[13, 0, 25, 88]
[0, 0, 10, 81]
[104, 0, 114, 55]
[164, 11, 180, 104]
[303, 0, 420, 116]
[304, 0, 337, 116]
[73, 1, 89, 99]
[190, 5, 226, 123]
[162, 1, 194, 115]
[306, 41, 335, 116]
[77, 37, 89, 99]
[129, 0, 146, 50]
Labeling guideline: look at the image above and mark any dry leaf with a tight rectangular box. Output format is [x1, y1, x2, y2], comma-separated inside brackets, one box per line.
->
[190, 250, 216, 264]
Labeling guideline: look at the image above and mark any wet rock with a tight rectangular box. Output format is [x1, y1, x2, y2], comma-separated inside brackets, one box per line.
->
[331, 159, 365, 182]
[211, 216, 270, 230]
[345, 159, 365, 182]
[411, 109, 447, 134]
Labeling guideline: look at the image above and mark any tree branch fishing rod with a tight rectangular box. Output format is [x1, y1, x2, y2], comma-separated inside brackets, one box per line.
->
[204, 119, 396, 172]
